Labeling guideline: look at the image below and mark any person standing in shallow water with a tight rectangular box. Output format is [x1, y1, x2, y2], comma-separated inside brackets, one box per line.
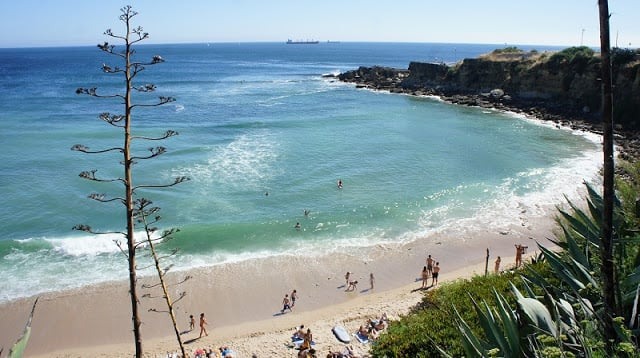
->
[199, 312, 208, 338]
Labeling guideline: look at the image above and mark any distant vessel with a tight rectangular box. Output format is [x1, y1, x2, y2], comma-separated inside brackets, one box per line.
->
[286, 39, 319, 45]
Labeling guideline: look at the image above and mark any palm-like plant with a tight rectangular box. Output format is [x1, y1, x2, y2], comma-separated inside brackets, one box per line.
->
[443, 183, 640, 357]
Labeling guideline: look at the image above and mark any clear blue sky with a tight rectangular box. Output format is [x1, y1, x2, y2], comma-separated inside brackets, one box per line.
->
[1, 0, 638, 48]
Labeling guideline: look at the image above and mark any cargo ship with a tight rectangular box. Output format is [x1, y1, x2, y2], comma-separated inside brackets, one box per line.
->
[286, 39, 319, 44]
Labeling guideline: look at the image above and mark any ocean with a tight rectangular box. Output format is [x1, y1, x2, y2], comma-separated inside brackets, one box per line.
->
[0, 42, 601, 303]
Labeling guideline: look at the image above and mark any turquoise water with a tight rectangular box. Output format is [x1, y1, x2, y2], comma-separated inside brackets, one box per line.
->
[0, 42, 600, 302]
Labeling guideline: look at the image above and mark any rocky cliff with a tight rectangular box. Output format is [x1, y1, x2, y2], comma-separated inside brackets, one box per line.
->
[338, 47, 640, 136]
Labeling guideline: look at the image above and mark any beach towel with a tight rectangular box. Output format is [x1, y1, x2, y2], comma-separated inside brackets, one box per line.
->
[289, 338, 315, 349]
[353, 332, 370, 344]
[221, 348, 236, 357]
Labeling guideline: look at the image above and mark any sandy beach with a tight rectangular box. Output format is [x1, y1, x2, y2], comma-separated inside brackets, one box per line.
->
[0, 202, 564, 358]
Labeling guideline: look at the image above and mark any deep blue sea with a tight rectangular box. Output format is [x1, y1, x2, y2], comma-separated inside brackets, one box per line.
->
[0, 42, 600, 302]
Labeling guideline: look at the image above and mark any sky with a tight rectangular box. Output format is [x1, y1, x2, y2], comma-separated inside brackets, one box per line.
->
[0, 0, 638, 48]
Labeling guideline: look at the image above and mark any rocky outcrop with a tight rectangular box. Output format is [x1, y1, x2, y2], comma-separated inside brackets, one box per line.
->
[338, 47, 640, 159]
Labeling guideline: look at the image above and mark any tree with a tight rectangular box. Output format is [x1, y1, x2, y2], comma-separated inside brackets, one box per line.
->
[598, 0, 618, 353]
[73, 6, 188, 357]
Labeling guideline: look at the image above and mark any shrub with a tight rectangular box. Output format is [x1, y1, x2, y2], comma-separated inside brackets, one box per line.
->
[371, 271, 527, 357]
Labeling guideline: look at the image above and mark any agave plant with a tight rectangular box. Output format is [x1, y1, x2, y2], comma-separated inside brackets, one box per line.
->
[441, 183, 640, 357]
[553, 183, 640, 332]
[8, 298, 38, 358]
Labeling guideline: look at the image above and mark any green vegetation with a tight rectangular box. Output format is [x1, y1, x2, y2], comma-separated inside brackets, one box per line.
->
[371, 177, 640, 357]
[492, 46, 523, 54]
[612, 47, 640, 69]
[546, 46, 598, 75]
[372, 272, 526, 357]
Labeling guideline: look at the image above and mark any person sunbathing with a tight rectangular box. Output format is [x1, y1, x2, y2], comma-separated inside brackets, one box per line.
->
[327, 346, 360, 358]
[379, 312, 388, 322]
[293, 324, 306, 340]
[369, 327, 380, 340]
[357, 325, 369, 337]
[373, 319, 387, 331]
[219, 346, 235, 358]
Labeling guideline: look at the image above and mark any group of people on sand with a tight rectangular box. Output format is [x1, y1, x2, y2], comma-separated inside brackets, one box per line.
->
[492, 243, 529, 274]
[189, 312, 209, 339]
[190, 346, 237, 358]
[421, 254, 440, 289]
[281, 289, 299, 313]
[356, 312, 389, 342]
[344, 272, 375, 292]
[326, 346, 361, 358]
[184, 313, 239, 357]
[291, 324, 316, 357]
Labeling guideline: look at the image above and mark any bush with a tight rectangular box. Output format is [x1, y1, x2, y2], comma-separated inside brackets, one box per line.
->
[492, 46, 522, 54]
[547, 46, 597, 75]
[371, 271, 528, 357]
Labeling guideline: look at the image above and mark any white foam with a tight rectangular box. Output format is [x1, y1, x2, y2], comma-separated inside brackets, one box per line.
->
[44, 230, 162, 257]
[174, 130, 281, 191]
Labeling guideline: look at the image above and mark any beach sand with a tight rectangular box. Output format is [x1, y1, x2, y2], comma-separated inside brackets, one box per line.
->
[0, 209, 560, 357]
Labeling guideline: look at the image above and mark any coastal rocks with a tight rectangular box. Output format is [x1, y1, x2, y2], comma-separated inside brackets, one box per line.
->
[338, 66, 408, 91]
[339, 47, 640, 133]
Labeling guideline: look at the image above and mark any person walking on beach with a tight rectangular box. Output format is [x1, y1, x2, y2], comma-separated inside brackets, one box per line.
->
[282, 293, 292, 313]
[199, 312, 209, 338]
[189, 314, 195, 331]
[432, 262, 441, 286]
[345, 271, 351, 287]
[494, 256, 501, 273]
[369, 273, 375, 290]
[291, 289, 298, 307]
[421, 266, 429, 289]
[426, 254, 434, 277]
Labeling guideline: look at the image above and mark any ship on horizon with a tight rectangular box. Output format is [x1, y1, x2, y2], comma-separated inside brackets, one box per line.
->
[286, 39, 319, 44]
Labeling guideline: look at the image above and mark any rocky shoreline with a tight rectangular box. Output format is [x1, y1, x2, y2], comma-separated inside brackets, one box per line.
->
[331, 65, 640, 161]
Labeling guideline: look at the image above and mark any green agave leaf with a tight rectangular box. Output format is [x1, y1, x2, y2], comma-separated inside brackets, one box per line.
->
[519, 276, 539, 298]
[453, 305, 488, 357]
[562, 226, 591, 268]
[568, 257, 599, 288]
[522, 267, 558, 297]
[493, 289, 521, 355]
[517, 297, 557, 337]
[556, 298, 577, 328]
[473, 298, 510, 355]
[538, 245, 585, 292]
[9, 297, 38, 358]
[510, 281, 525, 301]
[559, 207, 600, 247]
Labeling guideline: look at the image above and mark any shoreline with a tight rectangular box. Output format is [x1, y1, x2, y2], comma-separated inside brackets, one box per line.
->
[0, 67, 610, 357]
[1, 208, 563, 357]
